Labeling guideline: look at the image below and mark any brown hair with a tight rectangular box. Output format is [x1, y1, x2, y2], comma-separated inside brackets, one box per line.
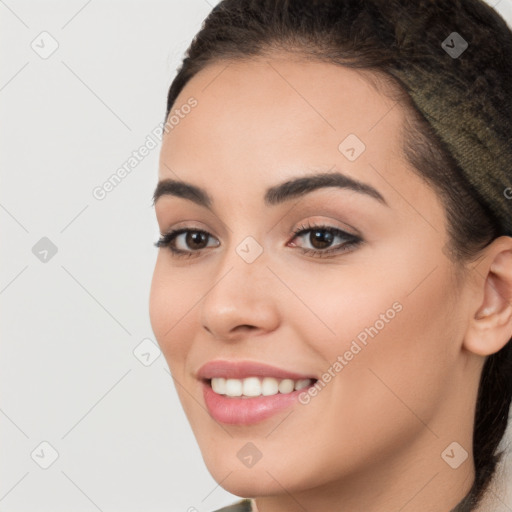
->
[163, 1, 512, 509]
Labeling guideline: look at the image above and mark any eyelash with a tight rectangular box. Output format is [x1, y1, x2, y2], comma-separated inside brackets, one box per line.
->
[154, 222, 363, 260]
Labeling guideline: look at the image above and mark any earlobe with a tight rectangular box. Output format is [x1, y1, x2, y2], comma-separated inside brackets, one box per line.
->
[464, 237, 512, 357]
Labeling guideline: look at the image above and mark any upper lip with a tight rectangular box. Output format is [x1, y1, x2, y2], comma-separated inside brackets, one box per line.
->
[197, 360, 317, 381]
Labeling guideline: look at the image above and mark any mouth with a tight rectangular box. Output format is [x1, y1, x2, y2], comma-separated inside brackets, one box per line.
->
[197, 360, 318, 425]
[206, 376, 317, 397]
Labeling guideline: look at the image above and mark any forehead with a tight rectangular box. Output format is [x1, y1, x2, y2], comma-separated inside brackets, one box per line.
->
[167, 55, 402, 134]
[158, 55, 408, 199]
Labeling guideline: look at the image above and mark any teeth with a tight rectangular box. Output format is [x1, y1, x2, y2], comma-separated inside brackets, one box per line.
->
[210, 377, 314, 397]
[294, 379, 311, 391]
[261, 377, 279, 396]
[225, 378, 243, 397]
[242, 377, 261, 397]
[211, 377, 226, 395]
[278, 379, 294, 394]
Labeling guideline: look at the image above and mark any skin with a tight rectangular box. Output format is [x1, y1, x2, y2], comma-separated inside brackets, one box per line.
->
[149, 55, 512, 512]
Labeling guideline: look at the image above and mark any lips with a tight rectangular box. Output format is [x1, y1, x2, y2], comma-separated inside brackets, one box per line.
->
[197, 360, 317, 425]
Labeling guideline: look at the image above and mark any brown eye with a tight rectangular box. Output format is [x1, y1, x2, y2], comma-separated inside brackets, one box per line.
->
[155, 228, 220, 256]
[289, 223, 362, 258]
[308, 229, 335, 249]
[185, 231, 209, 249]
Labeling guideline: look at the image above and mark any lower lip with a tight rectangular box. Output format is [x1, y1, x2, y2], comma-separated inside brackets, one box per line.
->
[202, 381, 311, 425]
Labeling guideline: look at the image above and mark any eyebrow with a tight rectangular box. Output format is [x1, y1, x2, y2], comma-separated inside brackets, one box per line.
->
[152, 171, 387, 208]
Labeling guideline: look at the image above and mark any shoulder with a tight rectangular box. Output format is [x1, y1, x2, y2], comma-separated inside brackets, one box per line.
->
[212, 498, 253, 511]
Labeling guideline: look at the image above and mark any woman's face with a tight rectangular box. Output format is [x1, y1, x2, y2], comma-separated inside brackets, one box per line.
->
[149, 56, 476, 501]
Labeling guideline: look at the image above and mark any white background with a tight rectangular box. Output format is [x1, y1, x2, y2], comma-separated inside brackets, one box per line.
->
[1, 1, 511, 511]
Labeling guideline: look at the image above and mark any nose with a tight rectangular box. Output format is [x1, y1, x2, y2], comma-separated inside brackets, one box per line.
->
[200, 245, 281, 342]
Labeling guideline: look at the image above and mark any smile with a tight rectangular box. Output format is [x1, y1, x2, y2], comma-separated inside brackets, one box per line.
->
[210, 376, 314, 397]
[197, 360, 318, 424]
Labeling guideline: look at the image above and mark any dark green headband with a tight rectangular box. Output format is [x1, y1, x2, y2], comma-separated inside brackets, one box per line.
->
[386, 1, 512, 236]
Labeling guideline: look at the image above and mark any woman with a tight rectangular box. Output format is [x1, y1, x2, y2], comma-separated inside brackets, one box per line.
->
[149, 0, 512, 510]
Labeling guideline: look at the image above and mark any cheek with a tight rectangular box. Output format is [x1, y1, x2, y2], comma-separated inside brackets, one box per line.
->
[284, 246, 460, 445]
[313, 258, 459, 445]
[149, 255, 197, 368]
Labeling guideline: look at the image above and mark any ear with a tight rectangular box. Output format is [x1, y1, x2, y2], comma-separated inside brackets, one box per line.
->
[463, 236, 512, 357]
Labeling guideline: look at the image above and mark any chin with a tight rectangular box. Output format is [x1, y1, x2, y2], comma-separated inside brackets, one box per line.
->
[204, 463, 284, 498]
